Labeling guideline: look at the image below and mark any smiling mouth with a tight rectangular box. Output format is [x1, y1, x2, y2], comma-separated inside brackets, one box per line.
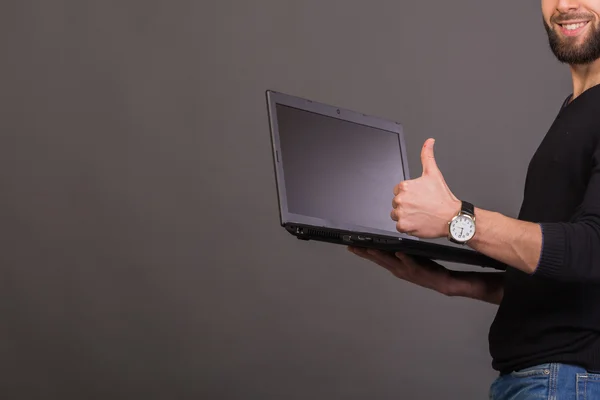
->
[560, 21, 589, 30]
[556, 20, 590, 36]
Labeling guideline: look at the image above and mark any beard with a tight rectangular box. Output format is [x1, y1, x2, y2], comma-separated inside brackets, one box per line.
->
[543, 18, 600, 65]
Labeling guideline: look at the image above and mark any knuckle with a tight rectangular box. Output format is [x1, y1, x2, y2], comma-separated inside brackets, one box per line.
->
[396, 220, 408, 232]
[397, 217, 407, 228]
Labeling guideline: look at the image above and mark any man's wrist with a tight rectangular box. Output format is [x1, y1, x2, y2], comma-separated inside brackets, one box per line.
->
[465, 207, 486, 246]
[444, 199, 476, 243]
[442, 199, 463, 237]
[462, 207, 542, 274]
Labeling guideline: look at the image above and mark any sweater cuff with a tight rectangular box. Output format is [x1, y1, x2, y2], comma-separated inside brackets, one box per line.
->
[533, 223, 566, 279]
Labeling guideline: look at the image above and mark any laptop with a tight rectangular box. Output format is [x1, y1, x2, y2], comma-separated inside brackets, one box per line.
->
[265, 89, 507, 271]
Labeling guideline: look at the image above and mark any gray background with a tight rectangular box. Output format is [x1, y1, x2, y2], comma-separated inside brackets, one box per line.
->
[0, 1, 571, 399]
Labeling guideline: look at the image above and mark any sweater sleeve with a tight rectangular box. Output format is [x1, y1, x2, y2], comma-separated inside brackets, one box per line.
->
[533, 141, 600, 282]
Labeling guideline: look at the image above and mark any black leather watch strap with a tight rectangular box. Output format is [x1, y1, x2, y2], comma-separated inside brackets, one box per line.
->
[448, 236, 460, 244]
[461, 201, 475, 217]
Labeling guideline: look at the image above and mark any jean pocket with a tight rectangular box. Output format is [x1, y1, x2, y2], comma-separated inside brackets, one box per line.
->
[577, 372, 600, 400]
[510, 364, 552, 378]
[490, 365, 551, 400]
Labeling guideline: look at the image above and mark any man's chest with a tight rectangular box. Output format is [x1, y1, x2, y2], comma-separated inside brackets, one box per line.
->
[519, 117, 595, 222]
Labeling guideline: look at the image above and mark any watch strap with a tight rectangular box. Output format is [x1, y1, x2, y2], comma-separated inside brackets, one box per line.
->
[461, 201, 475, 218]
[448, 236, 461, 244]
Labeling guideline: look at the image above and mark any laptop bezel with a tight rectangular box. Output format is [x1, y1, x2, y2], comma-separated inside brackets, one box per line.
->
[266, 89, 414, 239]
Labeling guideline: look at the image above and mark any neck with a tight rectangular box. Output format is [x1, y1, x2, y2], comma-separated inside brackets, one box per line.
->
[569, 58, 600, 100]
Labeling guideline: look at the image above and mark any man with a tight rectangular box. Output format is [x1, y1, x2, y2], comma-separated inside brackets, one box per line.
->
[349, 0, 600, 398]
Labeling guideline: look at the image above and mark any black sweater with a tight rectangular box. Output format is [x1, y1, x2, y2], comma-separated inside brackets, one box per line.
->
[489, 83, 600, 374]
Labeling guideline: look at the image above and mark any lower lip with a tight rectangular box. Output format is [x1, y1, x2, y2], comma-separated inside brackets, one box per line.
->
[559, 22, 590, 36]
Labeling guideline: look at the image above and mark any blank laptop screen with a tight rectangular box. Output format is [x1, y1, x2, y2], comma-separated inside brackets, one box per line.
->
[276, 103, 406, 235]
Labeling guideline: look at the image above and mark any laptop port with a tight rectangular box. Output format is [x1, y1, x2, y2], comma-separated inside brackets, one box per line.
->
[357, 235, 372, 241]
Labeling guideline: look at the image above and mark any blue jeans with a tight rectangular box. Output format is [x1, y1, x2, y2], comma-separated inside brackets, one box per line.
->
[490, 363, 600, 399]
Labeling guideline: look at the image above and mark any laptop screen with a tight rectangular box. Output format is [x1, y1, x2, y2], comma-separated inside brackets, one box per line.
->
[276, 103, 407, 235]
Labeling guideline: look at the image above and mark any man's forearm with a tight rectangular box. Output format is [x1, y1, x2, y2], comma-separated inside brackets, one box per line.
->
[468, 208, 542, 275]
[449, 270, 505, 305]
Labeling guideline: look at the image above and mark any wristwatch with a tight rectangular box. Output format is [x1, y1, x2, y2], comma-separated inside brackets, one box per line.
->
[448, 201, 476, 244]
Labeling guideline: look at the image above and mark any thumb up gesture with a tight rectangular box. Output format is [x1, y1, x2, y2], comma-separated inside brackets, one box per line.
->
[391, 138, 462, 238]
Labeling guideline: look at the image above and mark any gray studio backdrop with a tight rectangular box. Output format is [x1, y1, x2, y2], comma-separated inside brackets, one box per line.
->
[1, 1, 571, 399]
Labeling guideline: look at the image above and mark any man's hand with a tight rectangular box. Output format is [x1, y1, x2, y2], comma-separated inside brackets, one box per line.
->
[348, 246, 504, 305]
[391, 138, 461, 238]
[384, 137, 547, 277]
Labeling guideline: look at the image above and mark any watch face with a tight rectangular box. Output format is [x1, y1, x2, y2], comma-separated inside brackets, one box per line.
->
[450, 215, 475, 242]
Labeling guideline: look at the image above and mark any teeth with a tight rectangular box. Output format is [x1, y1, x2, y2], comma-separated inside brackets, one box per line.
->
[564, 22, 586, 30]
